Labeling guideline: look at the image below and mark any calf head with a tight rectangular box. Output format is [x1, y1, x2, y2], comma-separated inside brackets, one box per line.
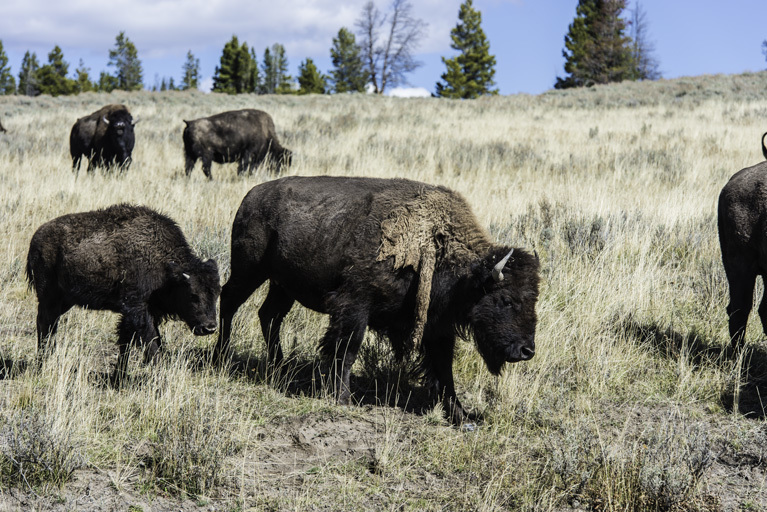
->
[466, 247, 540, 375]
[166, 258, 221, 335]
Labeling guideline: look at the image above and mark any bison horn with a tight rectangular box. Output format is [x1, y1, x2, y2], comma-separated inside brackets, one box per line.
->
[102, 116, 110, 125]
[492, 249, 514, 282]
[182, 273, 190, 280]
[132, 117, 140, 126]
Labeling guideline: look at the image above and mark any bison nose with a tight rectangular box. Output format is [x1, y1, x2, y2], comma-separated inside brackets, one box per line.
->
[519, 346, 535, 360]
[193, 323, 217, 336]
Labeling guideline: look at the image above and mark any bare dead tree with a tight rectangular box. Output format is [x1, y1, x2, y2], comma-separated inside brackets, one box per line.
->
[355, 0, 427, 94]
[630, 1, 661, 80]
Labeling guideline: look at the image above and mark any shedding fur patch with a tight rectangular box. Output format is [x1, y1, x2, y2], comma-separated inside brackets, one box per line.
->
[376, 188, 492, 346]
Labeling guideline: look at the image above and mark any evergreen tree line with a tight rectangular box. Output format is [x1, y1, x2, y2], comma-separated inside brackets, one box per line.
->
[0, 0, 666, 99]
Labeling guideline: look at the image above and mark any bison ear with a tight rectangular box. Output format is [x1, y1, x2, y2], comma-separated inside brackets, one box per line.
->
[203, 258, 219, 272]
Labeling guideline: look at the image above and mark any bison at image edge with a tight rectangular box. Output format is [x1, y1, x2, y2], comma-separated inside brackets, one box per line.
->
[215, 176, 540, 425]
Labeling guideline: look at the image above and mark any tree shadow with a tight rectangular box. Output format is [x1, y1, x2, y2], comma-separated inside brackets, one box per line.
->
[619, 316, 767, 419]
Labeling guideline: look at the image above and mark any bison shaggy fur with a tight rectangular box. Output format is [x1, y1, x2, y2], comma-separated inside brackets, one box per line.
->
[718, 160, 767, 347]
[70, 104, 136, 173]
[183, 109, 292, 179]
[27, 204, 221, 382]
[216, 176, 540, 424]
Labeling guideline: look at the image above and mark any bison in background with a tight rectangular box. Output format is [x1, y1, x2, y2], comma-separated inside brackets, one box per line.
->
[27, 204, 221, 383]
[182, 109, 291, 179]
[215, 176, 540, 424]
[70, 104, 137, 173]
[718, 161, 767, 347]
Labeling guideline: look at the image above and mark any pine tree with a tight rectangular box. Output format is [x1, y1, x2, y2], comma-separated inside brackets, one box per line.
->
[74, 59, 95, 93]
[212, 36, 256, 94]
[248, 47, 260, 93]
[555, 0, 635, 89]
[0, 40, 15, 95]
[37, 46, 75, 96]
[329, 28, 367, 93]
[435, 0, 497, 98]
[97, 71, 118, 92]
[260, 44, 291, 94]
[181, 50, 200, 90]
[297, 58, 326, 94]
[18, 51, 40, 96]
[108, 31, 143, 90]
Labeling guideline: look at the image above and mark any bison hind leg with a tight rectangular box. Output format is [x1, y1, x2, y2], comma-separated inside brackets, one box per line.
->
[258, 283, 295, 369]
[725, 267, 757, 349]
[36, 298, 70, 355]
[320, 305, 370, 405]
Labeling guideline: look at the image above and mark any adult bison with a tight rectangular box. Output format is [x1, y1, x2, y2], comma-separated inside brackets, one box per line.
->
[27, 204, 221, 383]
[718, 160, 767, 347]
[215, 176, 540, 424]
[70, 104, 136, 173]
[182, 109, 291, 179]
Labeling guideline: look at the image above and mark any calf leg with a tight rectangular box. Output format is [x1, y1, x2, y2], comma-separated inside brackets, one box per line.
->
[320, 307, 368, 405]
[258, 284, 295, 367]
[113, 307, 159, 385]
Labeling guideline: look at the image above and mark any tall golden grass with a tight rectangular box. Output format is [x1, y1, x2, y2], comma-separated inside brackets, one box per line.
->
[1, 72, 767, 509]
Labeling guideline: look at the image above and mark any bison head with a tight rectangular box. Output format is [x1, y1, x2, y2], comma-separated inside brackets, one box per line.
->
[166, 258, 221, 335]
[103, 110, 136, 167]
[465, 247, 540, 375]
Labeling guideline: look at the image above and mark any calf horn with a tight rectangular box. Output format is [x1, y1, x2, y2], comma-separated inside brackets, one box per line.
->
[492, 249, 514, 282]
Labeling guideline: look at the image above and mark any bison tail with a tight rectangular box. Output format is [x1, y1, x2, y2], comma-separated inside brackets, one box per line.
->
[762, 132, 767, 161]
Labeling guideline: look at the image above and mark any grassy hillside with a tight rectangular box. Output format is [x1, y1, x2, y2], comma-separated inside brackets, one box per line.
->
[1, 71, 767, 511]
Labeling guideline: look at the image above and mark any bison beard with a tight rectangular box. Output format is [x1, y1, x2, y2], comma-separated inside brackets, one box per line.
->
[26, 204, 221, 384]
[215, 176, 540, 424]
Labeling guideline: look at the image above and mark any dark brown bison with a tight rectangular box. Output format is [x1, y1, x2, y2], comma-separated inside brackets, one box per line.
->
[718, 161, 767, 347]
[215, 176, 540, 424]
[27, 204, 221, 382]
[762, 132, 767, 160]
[182, 109, 291, 179]
[70, 104, 137, 173]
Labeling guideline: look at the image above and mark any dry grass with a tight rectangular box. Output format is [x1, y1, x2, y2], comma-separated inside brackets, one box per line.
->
[2, 72, 767, 510]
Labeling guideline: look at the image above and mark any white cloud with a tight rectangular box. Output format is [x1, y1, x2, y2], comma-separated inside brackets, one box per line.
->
[1, 0, 461, 59]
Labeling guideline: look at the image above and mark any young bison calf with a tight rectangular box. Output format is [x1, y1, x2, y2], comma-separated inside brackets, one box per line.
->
[26, 204, 221, 382]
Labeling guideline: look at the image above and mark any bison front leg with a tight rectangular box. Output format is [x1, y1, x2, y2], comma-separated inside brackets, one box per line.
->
[113, 307, 159, 385]
[320, 309, 369, 405]
[421, 333, 472, 425]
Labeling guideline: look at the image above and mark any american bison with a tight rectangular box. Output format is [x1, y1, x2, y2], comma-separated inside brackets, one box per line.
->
[27, 204, 221, 382]
[718, 161, 767, 347]
[70, 104, 137, 173]
[215, 176, 540, 424]
[182, 109, 291, 179]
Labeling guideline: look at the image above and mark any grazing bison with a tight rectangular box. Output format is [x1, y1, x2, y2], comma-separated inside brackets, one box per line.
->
[215, 176, 540, 424]
[762, 132, 767, 160]
[182, 109, 291, 179]
[70, 104, 137, 173]
[27, 204, 221, 382]
[718, 161, 767, 347]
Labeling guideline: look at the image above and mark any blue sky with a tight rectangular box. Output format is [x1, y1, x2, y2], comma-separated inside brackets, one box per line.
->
[2, 0, 766, 96]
